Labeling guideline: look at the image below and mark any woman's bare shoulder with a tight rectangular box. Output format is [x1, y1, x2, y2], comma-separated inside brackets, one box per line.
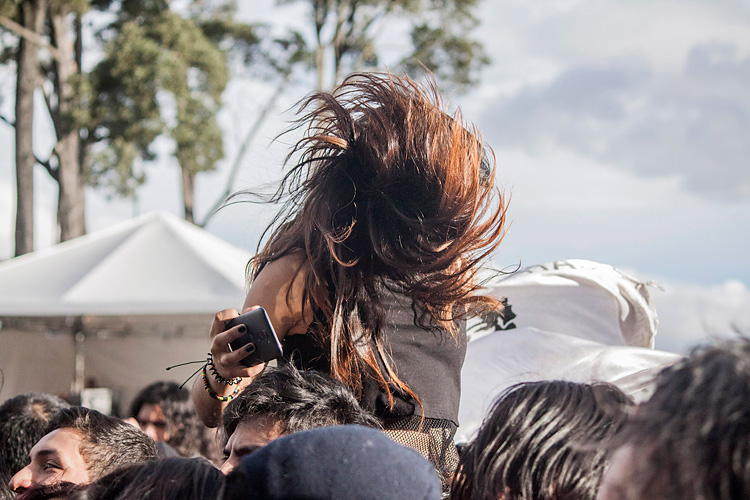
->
[243, 251, 312, 336]
[252, 251, 308, 284]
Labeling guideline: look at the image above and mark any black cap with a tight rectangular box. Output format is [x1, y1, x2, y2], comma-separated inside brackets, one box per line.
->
[221, 425, 441, 500]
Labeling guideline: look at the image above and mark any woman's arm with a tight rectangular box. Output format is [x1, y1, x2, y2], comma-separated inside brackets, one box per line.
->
[191, 253, 312, 427]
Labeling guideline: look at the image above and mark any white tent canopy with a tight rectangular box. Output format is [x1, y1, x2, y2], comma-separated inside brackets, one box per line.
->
[0, 211, 251, 408]
[0, 211, 249, 316]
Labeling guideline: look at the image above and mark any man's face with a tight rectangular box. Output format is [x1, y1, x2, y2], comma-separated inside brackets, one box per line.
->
[9, 428, 90, 499]
[220, 418, 283, 475]
[136, 404, 170, 442]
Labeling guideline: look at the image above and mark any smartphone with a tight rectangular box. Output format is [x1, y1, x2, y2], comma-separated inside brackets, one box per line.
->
[225, 308, 283, 367]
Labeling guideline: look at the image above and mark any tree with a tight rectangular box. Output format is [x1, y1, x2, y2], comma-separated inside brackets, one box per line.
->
[0, 0, 236, 239]
[192, 0, 310, 226]
[0, 0, 47, 255]
[88, 5, 229, 223]
[0, 0, 488, 247]
[47, 1, 89, 241]
[1, 0, 92, 245]
[285, 0, 489, 91]
[195, 0, 489, 226]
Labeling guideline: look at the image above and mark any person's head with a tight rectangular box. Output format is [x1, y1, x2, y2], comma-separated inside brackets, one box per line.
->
[452, 380, 634, 500]
[247, 72, 507, 400]
[8, 407, 157, 499]
[598, 338, 750, 500]
[129, 381, 209, 458]
[220, 364, 380, 474]
[221, 425, 441, 500]
[0, 393, 70, 500]
[67, 457, 223, 500]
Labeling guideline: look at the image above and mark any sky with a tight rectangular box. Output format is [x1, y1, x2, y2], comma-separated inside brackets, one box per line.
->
[1, 0, 749, 354]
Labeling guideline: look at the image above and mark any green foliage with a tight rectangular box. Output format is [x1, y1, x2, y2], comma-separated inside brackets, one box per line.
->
[115, 0, 169, 19]
[0, 2, 22, 65]
[173, 95, 224, 175]
[155, 11, 228, 100]
[403, 23, 489, 89]
[87, 20, 164, 193]
[194, 0, 310, 79]
[0, 39, 17, 65]
[89, 6, 229, 193]
[0, 1, 18, 20]
[90, 136, 146, 196]
[279, 0, 489, 92]
[48, 0, 89, 15]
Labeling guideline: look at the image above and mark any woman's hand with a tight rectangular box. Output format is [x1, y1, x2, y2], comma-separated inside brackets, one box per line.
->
[208, 307, 266, 381]
[191, 307, 266, 428]
[192, 253, 312, 428]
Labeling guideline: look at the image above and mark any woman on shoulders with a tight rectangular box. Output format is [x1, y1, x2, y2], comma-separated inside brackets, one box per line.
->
[192, 72, 507, 483]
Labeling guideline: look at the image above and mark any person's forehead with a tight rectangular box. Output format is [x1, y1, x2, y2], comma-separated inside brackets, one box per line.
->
[228, 419, 283, 450]
[31, 428, 85, 460]
[137, 403, 166, 421]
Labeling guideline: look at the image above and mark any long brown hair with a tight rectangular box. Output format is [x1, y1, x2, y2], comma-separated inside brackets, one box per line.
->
[249, 72, 507, 407]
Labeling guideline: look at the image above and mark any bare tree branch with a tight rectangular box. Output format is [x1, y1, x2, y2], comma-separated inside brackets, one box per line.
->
[0, 15, 63, 61]
[198, 72, 292, 228]
[35, 152, 58, 181]
[41, 83, 53, 113]
[0, 113, 14, 128]
[40, 82, 62, 135]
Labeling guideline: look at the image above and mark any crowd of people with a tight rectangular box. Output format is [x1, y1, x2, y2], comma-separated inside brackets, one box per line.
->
[2, 340, 750, 500]
[2, 72, 748, 500]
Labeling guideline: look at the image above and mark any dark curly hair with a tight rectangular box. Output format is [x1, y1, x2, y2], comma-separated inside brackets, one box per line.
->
[243, 72, 507, 407]
[602, 338, 750, 500]
[130, 381, 216, 460]
[0, 393, 69, 500]
[222, 363, 380, 445]
[451, 381, 633, 500]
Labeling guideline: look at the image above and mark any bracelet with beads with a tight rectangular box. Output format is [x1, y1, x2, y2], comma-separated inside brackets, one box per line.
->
[201, 363, 240, 402]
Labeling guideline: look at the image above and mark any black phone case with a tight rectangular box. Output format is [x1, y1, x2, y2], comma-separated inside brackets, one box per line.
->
[225, 308, 283, 367]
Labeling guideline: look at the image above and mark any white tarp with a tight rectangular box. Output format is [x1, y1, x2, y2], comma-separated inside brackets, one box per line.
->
[456, 260, 681, 442]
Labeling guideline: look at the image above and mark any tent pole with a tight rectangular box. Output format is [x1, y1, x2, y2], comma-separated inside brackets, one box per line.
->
[71, 318, 85, 398]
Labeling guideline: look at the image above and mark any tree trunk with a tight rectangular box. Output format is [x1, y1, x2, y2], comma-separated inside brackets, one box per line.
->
[13, 0, 46, 256]
[181, 168, 195, 224]
[50, 6, 85, 241]
[316, 43, 325, 90]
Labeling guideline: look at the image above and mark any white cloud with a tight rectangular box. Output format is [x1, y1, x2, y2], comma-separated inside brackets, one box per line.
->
[480, 44, 750, 201]
[493, 148, 684, 211]
[478, 0, 750, 73]
[647, 277, 750, 353]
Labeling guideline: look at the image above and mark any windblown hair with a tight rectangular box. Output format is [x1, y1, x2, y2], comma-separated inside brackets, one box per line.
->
[222, 364, 380, 444]
[607, 338, 750, 500]
[0, 393, 69, 500]
[451, 381, 633, 500]
[46, 407, 157, 481]
[246, 72, 507, 404]
[130, 381, 214, 460]
[67, 457, 222, 500]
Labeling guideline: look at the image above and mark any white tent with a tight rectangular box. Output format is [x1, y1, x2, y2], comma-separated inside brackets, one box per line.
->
[0, 211, 251, 410]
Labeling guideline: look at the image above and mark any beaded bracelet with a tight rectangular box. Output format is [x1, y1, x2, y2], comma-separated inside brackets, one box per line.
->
[206, 353, 243, 385]
[201, 363, 240, 402]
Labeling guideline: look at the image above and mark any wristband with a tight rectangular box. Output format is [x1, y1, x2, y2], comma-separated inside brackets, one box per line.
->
[206, 353, 243, 385]
[201, 363, 240, 402]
